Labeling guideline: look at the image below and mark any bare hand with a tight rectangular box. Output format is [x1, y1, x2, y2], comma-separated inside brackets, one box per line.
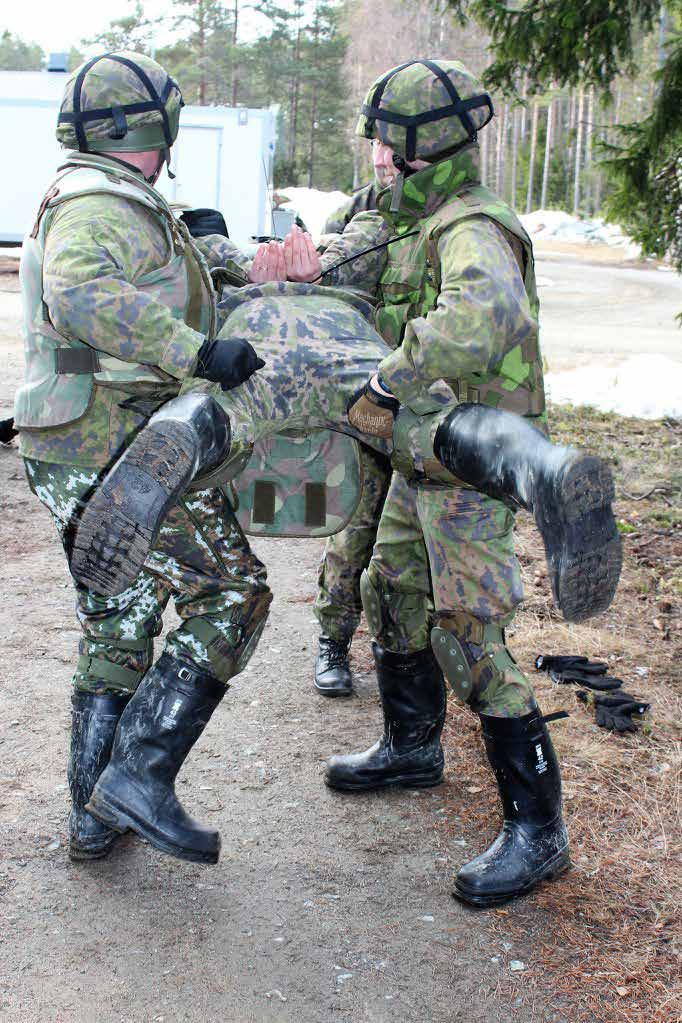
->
[248, 240, 286, 283]
[284, 224, 322, 282]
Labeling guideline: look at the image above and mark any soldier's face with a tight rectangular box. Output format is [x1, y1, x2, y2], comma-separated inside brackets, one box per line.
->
[372, 139, 430, 187]
[372, 139, 398, 187]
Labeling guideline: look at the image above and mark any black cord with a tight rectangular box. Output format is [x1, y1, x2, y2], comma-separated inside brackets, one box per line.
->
[314, 229, 420, 283]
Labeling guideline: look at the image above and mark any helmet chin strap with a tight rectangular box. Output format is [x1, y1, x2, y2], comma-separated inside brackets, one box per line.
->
[389, 153, 417, 213]
[146, 147, 175, 184]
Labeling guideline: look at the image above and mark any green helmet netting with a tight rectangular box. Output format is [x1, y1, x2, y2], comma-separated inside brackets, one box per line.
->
[57, 51, 184, 155]
[356, 59, 493, 163]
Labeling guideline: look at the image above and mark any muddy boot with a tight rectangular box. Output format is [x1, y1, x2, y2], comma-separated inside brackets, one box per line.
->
[86, 653, 228, 865]
[453, 710, 570, 908]
[325, 644, 446, 791]
[70, 394, 231, 597]
[433, 403, 621, 622]
[314, 633, 353, 697]
[68, 690, 131, 861]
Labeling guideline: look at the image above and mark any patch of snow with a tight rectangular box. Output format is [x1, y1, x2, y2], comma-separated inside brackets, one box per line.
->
[521, 209, 642, 258]
[546, 355, 682, 419]
[277, 186, 350, 237]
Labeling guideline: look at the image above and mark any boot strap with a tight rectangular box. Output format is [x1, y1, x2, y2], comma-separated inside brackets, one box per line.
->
[541, 710, 570, 724]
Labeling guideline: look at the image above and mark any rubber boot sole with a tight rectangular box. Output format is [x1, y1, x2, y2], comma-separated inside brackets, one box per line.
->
[535, 455, 621, 622]
[70, 423, 199, 597]
[68, 836, 118, 861]
[453, 849, 571, 908]
[85, 790, 220, 866]
[325, 767, 444, 792]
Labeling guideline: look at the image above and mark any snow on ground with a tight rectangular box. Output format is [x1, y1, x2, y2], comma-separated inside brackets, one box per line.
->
[520, 209, 642, 258]
[277, 186, 350, 237]
[546, 355, 682, 420]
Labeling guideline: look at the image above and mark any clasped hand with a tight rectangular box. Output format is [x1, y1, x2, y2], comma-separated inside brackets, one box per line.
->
[248, 225, 321, 284]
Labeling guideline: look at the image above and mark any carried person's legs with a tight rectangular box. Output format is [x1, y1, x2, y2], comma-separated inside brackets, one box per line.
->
[71, 286, 620, 623]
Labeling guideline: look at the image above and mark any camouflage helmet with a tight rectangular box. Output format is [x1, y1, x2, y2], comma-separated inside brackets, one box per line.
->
[356, 59, 493, 163]
[56, 51, 183, 154]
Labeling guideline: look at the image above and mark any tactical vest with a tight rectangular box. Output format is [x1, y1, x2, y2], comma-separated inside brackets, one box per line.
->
[14, 153, 215, 430]
[376, 183, 545, 418]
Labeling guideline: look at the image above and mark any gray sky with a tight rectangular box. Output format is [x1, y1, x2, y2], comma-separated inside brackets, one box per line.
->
[2, 0, 272, 55]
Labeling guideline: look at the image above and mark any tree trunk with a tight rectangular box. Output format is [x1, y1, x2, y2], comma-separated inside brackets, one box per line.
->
[573, 88, 585, 213]
[526, 100, 539, 213]
[540, 100, 554, 209]
[510, 102, 520, 209]
[288, 1, 304, 169]
[231, 0, 239, 106]
[495, 101, 507, 197]
[198, 0, 207, 105]
[584, 85, 594, 212]
[307, 7, 320, 188]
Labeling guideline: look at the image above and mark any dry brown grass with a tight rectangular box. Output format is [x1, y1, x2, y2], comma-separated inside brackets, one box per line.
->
[433, 407, 682, 1023]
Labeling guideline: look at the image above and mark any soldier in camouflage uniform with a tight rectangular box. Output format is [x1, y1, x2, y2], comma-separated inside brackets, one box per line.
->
[323, 179, 380, 236]
[68, 61, 620, 898]
[14, 52, 279, 865]
[259, 61, 622, 906]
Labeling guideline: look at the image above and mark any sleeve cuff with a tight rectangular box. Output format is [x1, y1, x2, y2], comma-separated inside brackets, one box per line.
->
[158, 322, 206, 379]
[377, 348, 423, 406]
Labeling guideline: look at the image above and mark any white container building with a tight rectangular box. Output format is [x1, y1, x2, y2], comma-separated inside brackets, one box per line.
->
[0, 68, 277, 248]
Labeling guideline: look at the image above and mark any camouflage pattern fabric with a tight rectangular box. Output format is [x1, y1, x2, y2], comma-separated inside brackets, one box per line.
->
[16, 156, 246, 466]
[323, 181, 379, 236]
[233, 430, 365, 539]
[356, 60, 492, 162]
[184, 283, 395, 472]
[313, 445, 392, 642]
[25, 458, 271, 693]
[366, 473, 535, 717]
[56, 52, 183, 154]
[320, 146, 545, 419]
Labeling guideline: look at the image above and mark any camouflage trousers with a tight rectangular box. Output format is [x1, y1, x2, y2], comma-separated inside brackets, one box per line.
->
[24, 458, 272, 695]
[365, 473, 536, 718]
[313, 444, 392, 642]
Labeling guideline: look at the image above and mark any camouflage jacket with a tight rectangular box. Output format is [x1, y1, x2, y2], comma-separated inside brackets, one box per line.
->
[15, 153, 245, 467]
[320, 146, 545, 419]
[323, 180, 379, 235]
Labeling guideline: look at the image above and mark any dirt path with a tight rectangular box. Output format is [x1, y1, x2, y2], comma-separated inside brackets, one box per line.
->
[1, 438, 554, 1023]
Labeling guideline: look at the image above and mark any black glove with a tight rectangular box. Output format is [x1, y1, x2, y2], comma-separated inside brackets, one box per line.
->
[535, 653, 622, 691]
[347, 376, 400, 438]
[535, 654, 606, 675]
[549, 668, 623, 692]
[577, 690, 650, 733]
[180, 208, 229, 238]
[0, 416, 17, 444]
[195, 338, 265, 391]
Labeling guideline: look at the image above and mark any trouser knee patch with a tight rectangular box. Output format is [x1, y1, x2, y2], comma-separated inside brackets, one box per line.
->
[360, 569, 382, 637]
[432, 612, 516, 706]
[361, 569, 430, 649]
[183, 589, 272, 682]
[75, 636, 154, 695]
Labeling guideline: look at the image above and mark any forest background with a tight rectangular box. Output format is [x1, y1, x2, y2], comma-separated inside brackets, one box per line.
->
[1, 0, 680, 264]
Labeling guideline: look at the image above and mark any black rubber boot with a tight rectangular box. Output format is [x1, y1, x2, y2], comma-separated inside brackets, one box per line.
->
[453, 710, 570, 908]
[433, 403, 621, 622]
[68, 690, 131, 861]
[70, 394, 231, 597]
[325, 644, 446, 791]
[86, 653, 228, 865]
[314, 634, 353, 697]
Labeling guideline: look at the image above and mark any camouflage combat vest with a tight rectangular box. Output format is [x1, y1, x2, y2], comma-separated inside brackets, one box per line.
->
[14, 153, 215, 430]
[376, 181, 545, 419]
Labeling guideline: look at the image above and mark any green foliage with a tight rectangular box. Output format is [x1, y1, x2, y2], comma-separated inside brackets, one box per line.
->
[602, 34, 682, 271]
[445, 0, 662, 93]
[0, 31, 44, 70]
